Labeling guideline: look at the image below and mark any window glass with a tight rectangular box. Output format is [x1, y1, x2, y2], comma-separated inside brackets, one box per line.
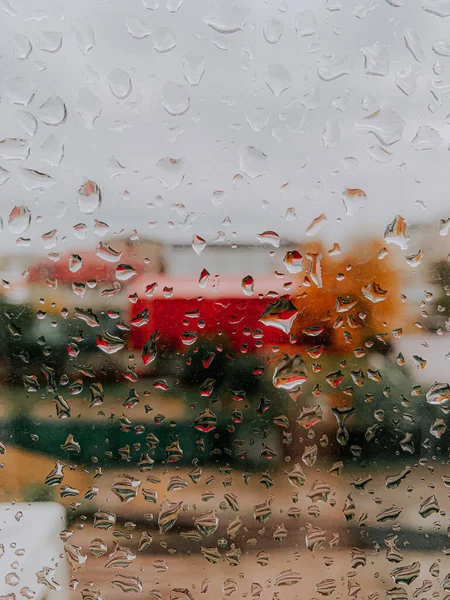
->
[1, 1, 450, 600]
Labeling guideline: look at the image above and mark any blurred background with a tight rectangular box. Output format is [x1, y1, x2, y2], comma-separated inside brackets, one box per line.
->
[1, 227, 450, 600]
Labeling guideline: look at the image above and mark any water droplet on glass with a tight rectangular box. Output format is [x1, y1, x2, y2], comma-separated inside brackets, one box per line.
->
[8, 206, 31, 235]
[264, 64, 291, 96]
[239, 146, 268, 178]
[111, 473, 141, 502]
[259, 298, 299, 333]
[426, 382, 450, 405]
[76, 89, 102, 128]
[40, 31, 62, 53]
[317, 52, 352, 81]
[39, 96, 67, 126]
[384, 214, 409, 249]
[13, 34, 32, 60]
[96, 241, 122, 262]
[356, 107, 405, 146]
[72, 20, 95, 54]
[306, 214, 327, 237]
[342, 188, 367, 216]
[404, 28, 425, 61]
[263, 19, 284, 43]
[153, 27, 176, 52]
[362, 42, 390, 76]
[182, 52, 205, 86]
[241, 275, 254, 296]
[411, 125, 442, 150]
[0, 138, 30, 160]
[108, 69, 132, 99]
[77, 180, 101, 214]
[273, 354, 308, 390]
[161, 82, 190, 116]
[16, 110, 37, 137]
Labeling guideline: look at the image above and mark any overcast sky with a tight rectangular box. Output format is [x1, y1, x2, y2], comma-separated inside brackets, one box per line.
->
[0, 0, 450, 258]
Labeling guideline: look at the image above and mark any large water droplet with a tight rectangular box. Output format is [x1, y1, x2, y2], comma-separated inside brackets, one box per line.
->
[264, 64, 291, 96]
[16, 110, 37, 137]
[356, 107, 405, 146]
[259, 298, 299, 333]
[239, 146, 268, 178]
[108, 69, 132, 99]
[39, 96, 67, 126]
[72, 20, 95, 54]
[182, 52, 205, 86]
[263, 19, 284, 43]
[76, 89, 102, 128]
[96, 331, 125, 354]
[111, 473, 141, 502]
[13, 34, 32, 60]
[426, 382, 450, 405]
[8, 206, 31, 235]
[40, 31, 63, 53]
[317, 52, 352, 81]
[153, 27, 177, 52]
[384, 214, 409, 249]
[411, 125, 442, 150]
[0, 138, 30, 160]
[125, 16, 152, 39]
[273, 354, 308, 390]
[161, 82, 190, 116]
[77, 180, 101, 214]
[342, 188, 367, 216]
[96, 241, 122, 262]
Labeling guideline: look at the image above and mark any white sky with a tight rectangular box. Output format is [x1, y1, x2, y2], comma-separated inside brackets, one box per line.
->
[0, 0, 450, 258]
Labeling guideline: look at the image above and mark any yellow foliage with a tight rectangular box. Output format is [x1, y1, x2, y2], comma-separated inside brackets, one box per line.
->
[291, 239, 405, 353]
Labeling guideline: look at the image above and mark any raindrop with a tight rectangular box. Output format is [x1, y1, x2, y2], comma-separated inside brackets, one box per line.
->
[259, 298, 299, 334]
[108, 69, 132, 99]
[273, 354, 308, 390]
[8, 206, 31, 235]
[105, 544, 136, 568]
[317, 52, 352, 81]
[16, 110, 38, 137]
[295, 10, 318, 37]
[76, 89, 102, 128]
[239, 146, 268, 178]
[263, 19, 284, 43]
[40, 31, 62, 53]
[411, 125, 442, 150]
[111, 474, 141, 503]
[125, 16, 151, 39]
[433, 40, 450, 56]
[96, 332, 125, 354]
[192, 234, 206, 254]
[356, 107, 405, 146]
[426, 382, 450, 405]
[39, 96, 67, 126]
[96, 241, 122, 262]
[0, 138, 30, 160]
[161, 82, 190, 116]
[241, 275, 254, 296]
[404, 28, 425, 61]
[384, 215, 409, 249]
[72, 20, 95, 54]
[13, 34, 32, 60]
[182, 52, 205, 86]
[264, 64, 291, 96]
[77, 180, 101, 214]
[153, 27, 176, 52]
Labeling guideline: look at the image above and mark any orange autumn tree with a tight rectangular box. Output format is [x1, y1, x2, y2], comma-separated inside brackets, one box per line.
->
[289, 239, 406, 354]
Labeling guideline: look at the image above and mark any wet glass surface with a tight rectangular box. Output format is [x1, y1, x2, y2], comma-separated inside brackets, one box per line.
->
[1, 1, 450, 599]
